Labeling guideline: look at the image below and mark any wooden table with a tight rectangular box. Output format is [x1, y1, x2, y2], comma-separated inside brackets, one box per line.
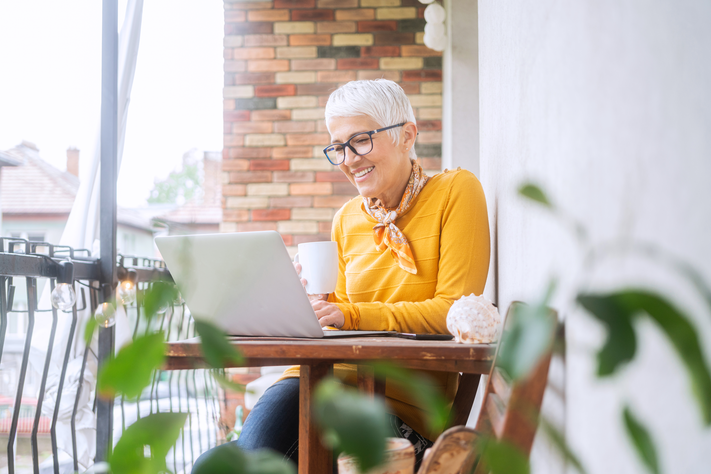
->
[164, 336, 496, 474]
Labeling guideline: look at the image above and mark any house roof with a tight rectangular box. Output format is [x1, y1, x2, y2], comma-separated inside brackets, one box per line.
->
[1, 142, 79, 215]
[0, 150, 22, 167]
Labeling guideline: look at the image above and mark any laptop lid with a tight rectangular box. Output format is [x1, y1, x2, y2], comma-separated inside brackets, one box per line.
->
[155, 231, 324, 338]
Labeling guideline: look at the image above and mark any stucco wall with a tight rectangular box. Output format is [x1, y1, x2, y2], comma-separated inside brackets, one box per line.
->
[476, 1, 711, 473]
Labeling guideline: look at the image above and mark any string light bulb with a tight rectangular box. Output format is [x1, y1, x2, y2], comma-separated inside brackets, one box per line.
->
[117, 268, 138, 305]
[95, 302, 116, 328]
[51, 260, 77, 311]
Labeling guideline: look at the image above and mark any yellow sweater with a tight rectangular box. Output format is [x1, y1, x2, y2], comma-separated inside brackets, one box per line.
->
[282, 169, 490, 440]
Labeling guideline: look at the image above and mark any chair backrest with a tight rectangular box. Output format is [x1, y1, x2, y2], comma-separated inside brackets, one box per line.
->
[473, 301, 557, 457]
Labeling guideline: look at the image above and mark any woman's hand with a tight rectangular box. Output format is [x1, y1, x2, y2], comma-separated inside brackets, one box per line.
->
[312, 300, 345, 329]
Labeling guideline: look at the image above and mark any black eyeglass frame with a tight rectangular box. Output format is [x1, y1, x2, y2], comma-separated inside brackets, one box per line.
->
[323, 122, 407, 166]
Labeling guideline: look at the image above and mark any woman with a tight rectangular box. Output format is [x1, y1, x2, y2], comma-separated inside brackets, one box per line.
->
[193, 79, 490, 471]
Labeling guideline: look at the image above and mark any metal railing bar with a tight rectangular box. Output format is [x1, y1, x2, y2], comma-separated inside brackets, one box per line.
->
[0, 276, 7, 364]
[31, 277, 59, 474]
[7, 275, 37, 474]
[72, 290, 97, 473]
[52, 286, 80, 474]
[0, 253, 100, 281]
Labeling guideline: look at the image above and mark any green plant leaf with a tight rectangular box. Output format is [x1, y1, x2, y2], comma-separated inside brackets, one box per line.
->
[110, 412, 187, 474]
[497, 282, 557, 380]
[142, 282, 178, 320]
[518, 183, 553, 208]
[577, 294, 637, 376]
[372, 362, 450, 433]
[314, 377, 389, 472]
[476, 437, 530, 474]
[213, 371, 246, 393]
[539, 416, 587, 474]
[191, 443, 296, 474]
[98, 332, 166, 399]
[83, 315, 98, 345]
[623, 406, 661, 474]
[194, 319, 244, 368]
[579, 290, 711, 424]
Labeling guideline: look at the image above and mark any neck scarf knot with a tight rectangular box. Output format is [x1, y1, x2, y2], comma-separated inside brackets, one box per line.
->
[363, 160, 429, 274]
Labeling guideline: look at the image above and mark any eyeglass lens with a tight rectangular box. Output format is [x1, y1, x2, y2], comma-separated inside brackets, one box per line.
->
[325, 133, 373, 164]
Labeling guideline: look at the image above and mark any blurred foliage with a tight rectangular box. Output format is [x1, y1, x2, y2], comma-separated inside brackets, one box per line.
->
[110, 412, 187, 474]
[188, 443, 295, 474]
[83, 314, 98, 344]
[314, 378, 390, 472]
[496, 282, 556, 381]
[538, 417, 587, 474]
[623, 406, 661, 474]
[97, 331, 165, 400]
[518, 183, 553, 209]
[475, 437, 530, 474]
[194, 319, 244, 368]
[141, 281, 179, 321]
[372, 362, 450, 433]
[148, 162, 200, 205]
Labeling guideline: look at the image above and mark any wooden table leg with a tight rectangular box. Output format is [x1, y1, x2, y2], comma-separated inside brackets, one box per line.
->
[357, 365, 386, 399]
[449, 373, 482, 428]
[299, 363, 332, 474]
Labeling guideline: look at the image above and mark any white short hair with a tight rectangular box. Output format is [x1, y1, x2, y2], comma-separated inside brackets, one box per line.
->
[325, 79, 418, 160]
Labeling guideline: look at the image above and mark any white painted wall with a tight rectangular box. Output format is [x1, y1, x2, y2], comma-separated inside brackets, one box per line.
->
[474, 1, 711, 473]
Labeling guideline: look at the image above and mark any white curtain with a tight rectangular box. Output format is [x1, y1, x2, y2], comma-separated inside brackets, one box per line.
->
[30, 1, 145, 470]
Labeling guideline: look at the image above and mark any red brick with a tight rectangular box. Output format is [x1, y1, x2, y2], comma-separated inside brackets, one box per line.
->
[290, 34, 331, 46]
[224, 110, 250, 122]
[274, 121, 316, 133]
[316, 120, 328, 132]
[357, 21, 397, 32]
[318, 221, 332, 233]
[272, 146, 313, 158]
[291, 58, 336, 71]
[400, 82, 420, 94]
[225, 60, 247, 72]
[222, 185, 247, 197]
[274, 0, 315, 8]
[292, 9, 334, 21]
[401, 45, 443, 57]
[223, 209, 250, 222]
[255, 84, 297, 97]
[293, 234, 331, 245]
[227, 1, 276, 9]
[236, 222, 278, 232]
[317, 70, 356, 82]
[374, 32, 414, 45]
[225, 22, 272, 35]
[274, 171, 315, 183]
[244, 34, 289, 47]
[286, 133, 330, 146]
[317, 21, 357, 34]
[222, 159, 250, 171]
[225, 10, 246, 22]
[296, 83, 338, 95]
[247, 59, 290, 72]
[232, 47, 276, 60]
[233, 72, 275, 85]
[318, 96, 329, 107]
[226, 147, 272, 159]
[232, 122, 273, 134]
[270, 196, 314, 207]
[420, 157, 441, 169]
[335, 9, 374, 21]
[281, 234, 293, 246]
[250, 160, 291, 171]
[252, 209, 291, 221]
[316, 171, 349, 182]
[252, 109, 292, 121]
[418, 6, 425, 18]
[224, 134, 245, 147]
[336, 58, 379, 70]
[417, 120, 442, 131]
[314, 195, 354, 207]
[333, 181, 357, 194]
[224, 123, 232, 134]
[247, 9, 290, 22]
[357, 70, 400, 81]
[229, 171, 272, 183]
[360, 46, 400, 57]
[291, 182, 332, 195]
[402, 70, 442, 81]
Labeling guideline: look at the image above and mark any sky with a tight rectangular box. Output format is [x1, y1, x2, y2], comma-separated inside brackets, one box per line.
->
[0, 0, 223, 207]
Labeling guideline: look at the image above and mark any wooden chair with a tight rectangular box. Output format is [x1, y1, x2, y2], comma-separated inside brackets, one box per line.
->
[418, 301, 558, 474]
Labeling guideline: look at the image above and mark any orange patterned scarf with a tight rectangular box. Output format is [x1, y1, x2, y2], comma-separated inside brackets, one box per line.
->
[363, 160, 429, 274]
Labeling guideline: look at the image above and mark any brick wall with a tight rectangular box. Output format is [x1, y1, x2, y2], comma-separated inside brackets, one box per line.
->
[221, 0, 443, 252]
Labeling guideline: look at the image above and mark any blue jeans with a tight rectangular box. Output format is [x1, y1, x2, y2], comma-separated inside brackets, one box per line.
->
[192, 378, 433, 473]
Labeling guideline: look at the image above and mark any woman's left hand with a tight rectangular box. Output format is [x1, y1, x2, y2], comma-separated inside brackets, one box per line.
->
[311, 299, 345, 329]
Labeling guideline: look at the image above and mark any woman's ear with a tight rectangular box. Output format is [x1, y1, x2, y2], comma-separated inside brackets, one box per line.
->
[402, 122, 418, 152]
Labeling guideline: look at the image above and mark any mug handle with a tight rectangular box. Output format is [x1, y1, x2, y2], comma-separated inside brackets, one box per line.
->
[293, 253, 299, 264]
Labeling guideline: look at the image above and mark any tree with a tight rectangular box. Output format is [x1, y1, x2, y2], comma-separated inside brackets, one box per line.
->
[147, 162, 201, 205]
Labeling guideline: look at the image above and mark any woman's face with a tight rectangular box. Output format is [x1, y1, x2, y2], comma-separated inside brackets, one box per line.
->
[329, 115, 417, 208]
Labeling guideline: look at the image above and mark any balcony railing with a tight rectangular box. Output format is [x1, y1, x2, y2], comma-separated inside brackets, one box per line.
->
[0, 239, 226, 474]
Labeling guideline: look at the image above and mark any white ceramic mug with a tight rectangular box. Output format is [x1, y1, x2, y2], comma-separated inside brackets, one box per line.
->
[293, 241, 338, 295]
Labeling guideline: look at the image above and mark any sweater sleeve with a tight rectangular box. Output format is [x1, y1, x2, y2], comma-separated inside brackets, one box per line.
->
[328, 205, 362, 329]
[338, 171, 490, 333]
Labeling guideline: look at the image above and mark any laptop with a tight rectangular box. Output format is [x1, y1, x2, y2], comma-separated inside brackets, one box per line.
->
[154, 231, 393, 339]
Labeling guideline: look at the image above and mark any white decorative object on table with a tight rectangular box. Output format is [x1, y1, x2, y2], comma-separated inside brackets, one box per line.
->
[446, 294, 501, 344]
[422, 3, 447, 52]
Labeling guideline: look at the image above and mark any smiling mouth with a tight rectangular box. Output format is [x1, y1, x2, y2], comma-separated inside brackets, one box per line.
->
[353, 166, 374, 178]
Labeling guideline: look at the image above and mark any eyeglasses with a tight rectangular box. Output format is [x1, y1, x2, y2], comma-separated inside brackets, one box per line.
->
[323, 122, 407, 166]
